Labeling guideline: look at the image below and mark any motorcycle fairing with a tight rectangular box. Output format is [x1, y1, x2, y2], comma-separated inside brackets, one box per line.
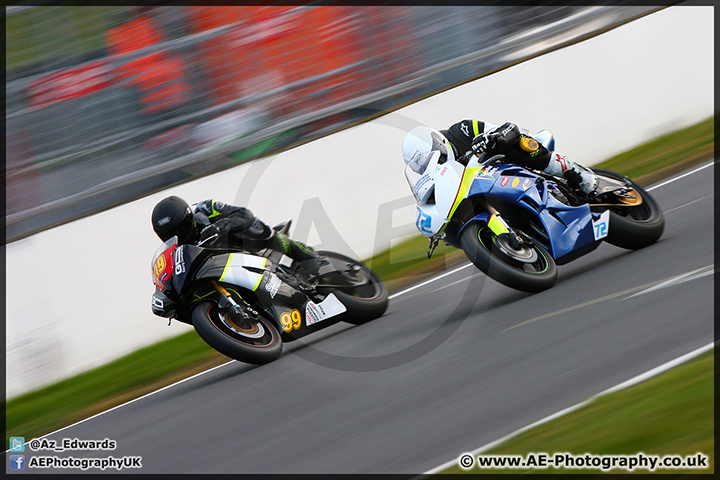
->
[193, 252, 267, 291]
[193, 253, 347, 341]
[151, 236, 178, 292]
[457, 163, 602, 263]
[151, 289, 178, 319]
[412, 160, 480, 238]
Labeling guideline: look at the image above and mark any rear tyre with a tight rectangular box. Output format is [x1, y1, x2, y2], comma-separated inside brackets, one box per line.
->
[460, 222, 557, 293]
[316, 251, 389, 325]
[192, 301, 282, 364]
[591, 168, 665, 250]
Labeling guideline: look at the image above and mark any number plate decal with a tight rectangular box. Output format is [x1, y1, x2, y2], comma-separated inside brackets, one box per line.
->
[592, 210, 610, 241]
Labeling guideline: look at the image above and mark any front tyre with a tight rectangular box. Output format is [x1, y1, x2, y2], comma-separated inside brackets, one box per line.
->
[460, 222, 557, 293]
[192, 301, 282, 364]
[316, 251, 389, 325]
[591, 168, 665, 250]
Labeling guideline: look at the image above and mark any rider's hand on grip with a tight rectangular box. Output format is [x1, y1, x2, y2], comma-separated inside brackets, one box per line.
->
[493, 122, 521, 152]
[198, 224, 220, 246]
[471, 133, 496, 155]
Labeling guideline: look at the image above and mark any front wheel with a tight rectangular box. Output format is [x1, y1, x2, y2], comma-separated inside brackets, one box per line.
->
[316, 251, 389, 325]
[591, 168, 665, 250]
[460, 222, 557, 293]
[192, 301, 283, 364]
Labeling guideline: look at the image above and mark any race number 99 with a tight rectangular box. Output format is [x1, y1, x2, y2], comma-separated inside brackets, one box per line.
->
[280, 309, 302, 332]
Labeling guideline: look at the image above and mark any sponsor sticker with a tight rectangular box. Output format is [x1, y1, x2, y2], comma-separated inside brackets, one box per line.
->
[173, 247, 185, 275]
[151, 295, 164, 310]
[501, 176, 510, 187]
[523, 179, 532, 190]
[478, 167, 493, 179]
[512, 178, 520, 188]
[306, 301, 327, 326]
[264, 274, 282, 298]
[305, 294, 347, 326]
[414, 174, 432, 195]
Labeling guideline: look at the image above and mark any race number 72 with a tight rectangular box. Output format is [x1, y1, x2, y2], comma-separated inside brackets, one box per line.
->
[417, 208, 432, 234]
[592, 210, 610, 241]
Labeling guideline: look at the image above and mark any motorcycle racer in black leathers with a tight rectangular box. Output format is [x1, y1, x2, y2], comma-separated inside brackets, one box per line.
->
[436, 119, 598, 195]
[151, 196, 319, 276]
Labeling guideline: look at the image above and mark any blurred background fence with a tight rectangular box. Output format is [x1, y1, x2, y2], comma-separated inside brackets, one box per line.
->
[5, 5, 657, 242]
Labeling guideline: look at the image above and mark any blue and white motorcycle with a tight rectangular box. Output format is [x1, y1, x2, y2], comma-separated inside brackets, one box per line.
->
[403, 126, 665, 292]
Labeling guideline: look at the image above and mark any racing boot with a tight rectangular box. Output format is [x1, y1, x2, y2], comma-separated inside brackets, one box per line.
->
[271, 233, 320, 280]
[543, 151, 598, 196]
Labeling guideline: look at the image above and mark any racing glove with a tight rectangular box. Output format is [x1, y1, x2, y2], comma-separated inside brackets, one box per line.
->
[198, 222, 223, 246]
[470, 133, 497, 155]
[492, 122, 521, 152]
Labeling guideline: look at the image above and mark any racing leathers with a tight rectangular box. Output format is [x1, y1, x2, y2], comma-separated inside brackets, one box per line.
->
[441, 119, 598, 195]
[192, 199, 319, 276]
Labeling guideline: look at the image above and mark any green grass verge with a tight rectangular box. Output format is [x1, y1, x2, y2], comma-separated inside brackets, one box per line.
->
[4, 116, 714, 449]
[600, 116, 714, 187]
[6, 7, 131, 72]
[5, 330, 224, 448]
[441, 350, 714, 475]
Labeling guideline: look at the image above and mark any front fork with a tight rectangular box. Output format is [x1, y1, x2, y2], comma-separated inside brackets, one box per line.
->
[211, 280, 258, 319]
[486, 205, 536, 249]
[428, 206, 535, 258]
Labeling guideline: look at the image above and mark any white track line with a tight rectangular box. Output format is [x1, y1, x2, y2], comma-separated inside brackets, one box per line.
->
[423, 341, 715, 474]
[5, 361, 234, 452]
[8, 161, 713, 453]
[645, 160, 714, 191]
[663, 192, 714, 214]
[388, 263, 473, 300]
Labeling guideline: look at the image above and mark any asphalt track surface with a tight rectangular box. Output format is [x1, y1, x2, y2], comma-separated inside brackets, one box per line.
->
[10, 161, 714, 474]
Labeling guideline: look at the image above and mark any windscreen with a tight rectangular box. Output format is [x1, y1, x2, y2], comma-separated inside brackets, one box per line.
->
[405, 128, 449, 176]
[407, 149, 439, 176]
[151, 236, 178, 289]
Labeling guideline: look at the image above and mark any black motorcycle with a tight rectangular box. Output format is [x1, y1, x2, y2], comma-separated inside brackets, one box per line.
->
[150, 222, 388, 364]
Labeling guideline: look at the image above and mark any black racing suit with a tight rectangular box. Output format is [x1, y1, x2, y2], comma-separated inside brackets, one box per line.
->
[192, 199, 319, 275]
[441, 119, 553, 171]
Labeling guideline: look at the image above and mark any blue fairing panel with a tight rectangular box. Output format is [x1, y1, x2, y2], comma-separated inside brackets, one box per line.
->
[464, 165, 601, 261]
[537, 201, 597, 260]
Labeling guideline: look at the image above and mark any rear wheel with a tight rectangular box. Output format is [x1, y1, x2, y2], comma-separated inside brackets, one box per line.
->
[192, 301, 282, 364]
[591, 168, 665, 250]
[316, 251, 388, 325]
[460, 222, 557, 292]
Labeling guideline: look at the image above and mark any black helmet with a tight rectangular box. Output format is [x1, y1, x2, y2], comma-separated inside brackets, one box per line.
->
[152, 196, 197, 244]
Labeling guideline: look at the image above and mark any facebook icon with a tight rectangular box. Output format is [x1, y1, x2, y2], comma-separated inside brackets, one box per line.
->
[9, 455, 25, 470]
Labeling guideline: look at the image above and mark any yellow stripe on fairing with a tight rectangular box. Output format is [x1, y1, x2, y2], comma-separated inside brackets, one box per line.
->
[439, 166, 483, 234]
[488, 214, 510, 235]
[219, 253, 233, 281]
[251, 257, 268, 291]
